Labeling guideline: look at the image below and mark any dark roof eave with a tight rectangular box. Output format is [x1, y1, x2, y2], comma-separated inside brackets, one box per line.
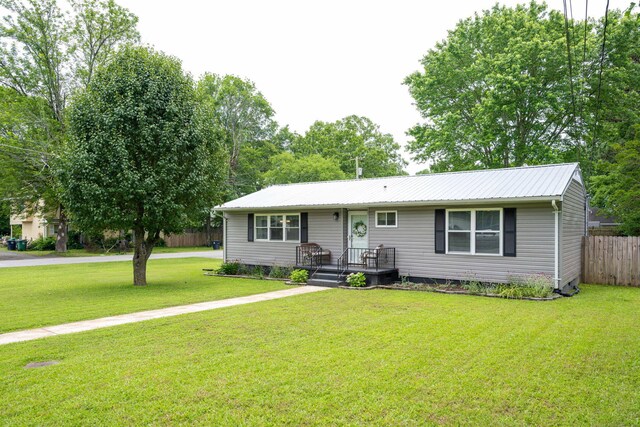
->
[215, 195, 561, 212]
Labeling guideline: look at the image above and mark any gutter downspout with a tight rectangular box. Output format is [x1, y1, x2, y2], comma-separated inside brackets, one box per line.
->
[552, 200, 560, 290]
[223, 214, 227, 263]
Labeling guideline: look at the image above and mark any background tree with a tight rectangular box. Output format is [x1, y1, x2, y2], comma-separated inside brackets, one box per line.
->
[62, 46, 223, 286]
[405, 1, 639, 176]
[587, 5, 640, 235]
[291, 115, 406, 178]
[582, 5, 640, 171]
[0, 200, 10, 236]
[590, 125, 640, 235]
[197, 73, 277, 198]
[262, 153, 347, 185]
[405, 2, 574, 172]
[0, 86, 62, 220]
[0, 0, 138, 251]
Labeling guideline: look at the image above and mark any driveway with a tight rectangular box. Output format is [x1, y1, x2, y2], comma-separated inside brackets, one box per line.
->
[0, 250, 222, 268]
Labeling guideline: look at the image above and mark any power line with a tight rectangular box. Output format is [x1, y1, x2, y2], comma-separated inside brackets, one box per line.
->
[563, 0, 578, 123]
[582, 0, 589, 66]
[0, 142, 55, 157]
[591, 0, 610, 153]
[578, 0, 590, 136]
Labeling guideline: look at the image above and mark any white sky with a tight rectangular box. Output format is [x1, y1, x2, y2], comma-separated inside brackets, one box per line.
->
[118, 0, 628, 175]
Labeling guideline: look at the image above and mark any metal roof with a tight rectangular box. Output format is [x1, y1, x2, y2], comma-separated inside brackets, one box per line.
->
[218, 163, 581, 210]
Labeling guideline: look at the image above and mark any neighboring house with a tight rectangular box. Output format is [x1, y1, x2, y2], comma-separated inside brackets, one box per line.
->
[9, 203, 59, 241]
[587, 206, 621, 235]
[217, 163, 587, 291]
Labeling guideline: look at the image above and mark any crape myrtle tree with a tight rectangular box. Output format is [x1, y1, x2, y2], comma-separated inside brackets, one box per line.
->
[0, 0, 139, 251]
[63, 46, 224, 286]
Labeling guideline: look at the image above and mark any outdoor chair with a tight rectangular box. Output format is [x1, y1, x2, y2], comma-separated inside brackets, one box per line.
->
[361, 244, 385, 268]
[299, 243, 331, 265]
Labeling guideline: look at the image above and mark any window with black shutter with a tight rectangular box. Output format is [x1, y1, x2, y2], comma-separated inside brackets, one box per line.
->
[435, 209, 446, 254]
[503, 208, 516, 257]
[300, 212, 308, 243]
[247, 214, 254, 242]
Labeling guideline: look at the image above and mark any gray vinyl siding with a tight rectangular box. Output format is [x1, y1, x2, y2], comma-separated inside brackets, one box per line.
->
[368, 204, 555, 283]
[560, 179, 585, 285]
[225, 204, 558, 284]
[224, 209, 342, 266]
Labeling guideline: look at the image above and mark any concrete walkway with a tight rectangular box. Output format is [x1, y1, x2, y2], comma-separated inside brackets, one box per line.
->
[0, 250, 222, 268]
[0, 286, 330, 345]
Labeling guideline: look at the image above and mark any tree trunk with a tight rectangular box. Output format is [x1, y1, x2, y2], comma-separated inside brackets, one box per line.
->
[119, 229, 128, 252]
[205, 215, 212, 245]
[132, 227, 153, 286]
[55, 207, 68, 253]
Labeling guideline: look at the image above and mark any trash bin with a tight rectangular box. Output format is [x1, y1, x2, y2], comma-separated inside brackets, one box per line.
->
[7, 239, 17, 251]
[212, 240, 221, 250]
[16, 239, 27, 251]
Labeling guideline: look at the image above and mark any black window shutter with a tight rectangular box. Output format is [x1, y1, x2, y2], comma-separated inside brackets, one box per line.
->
[434, 209, 446, 254]
[247, 214, 254, 242]
[300, 212, 308, 243]
[503, 208, 516, 257]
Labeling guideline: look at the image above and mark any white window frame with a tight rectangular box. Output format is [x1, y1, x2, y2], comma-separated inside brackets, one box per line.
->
[375, 210, 398, 228]
[446, 208, 502, 256]
[254, 213, 300, 243]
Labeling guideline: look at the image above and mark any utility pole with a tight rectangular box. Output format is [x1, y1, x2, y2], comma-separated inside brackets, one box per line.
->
[355, 157, 362, 180]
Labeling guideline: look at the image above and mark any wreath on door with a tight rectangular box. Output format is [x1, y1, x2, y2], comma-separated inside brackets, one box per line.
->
[352, 220, 367, 238]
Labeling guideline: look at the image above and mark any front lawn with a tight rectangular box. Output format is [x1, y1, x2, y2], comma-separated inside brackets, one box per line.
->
[0, 258, 288, 333]
[1, 284, 638, 425]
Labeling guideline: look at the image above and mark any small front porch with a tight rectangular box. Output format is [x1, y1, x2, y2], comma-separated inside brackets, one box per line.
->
[295, 245, 399, 287]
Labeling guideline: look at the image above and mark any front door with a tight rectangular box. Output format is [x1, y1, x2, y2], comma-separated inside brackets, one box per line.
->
[348, 211, 369, 263]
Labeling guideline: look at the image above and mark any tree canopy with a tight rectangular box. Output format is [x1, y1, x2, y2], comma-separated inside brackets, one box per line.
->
[262, 153, 347, 185]
[197, 73, 277, 197]
[404, 1, 639, 176]
[291, 115, 406, 178]
[0, 0, 139, 250]
[63, 46, 223, 285]
[590, 125, 640, 236]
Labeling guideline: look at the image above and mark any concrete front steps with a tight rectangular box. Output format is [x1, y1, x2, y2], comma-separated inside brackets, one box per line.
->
[305, 265, 399, 287]
[308, 270, 344, 287]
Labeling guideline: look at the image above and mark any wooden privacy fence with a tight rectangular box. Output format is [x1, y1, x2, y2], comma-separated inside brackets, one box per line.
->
[582, 236, 640, 286]
[163, 229, 223, 248]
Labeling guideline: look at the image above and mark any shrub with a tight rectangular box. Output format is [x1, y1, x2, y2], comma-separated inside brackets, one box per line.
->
[290, 269, 309, 284]
[346, 272, 367, 287]
[217, 261, 240, 275]
[501, 274, 555, 298]
[269, 265, 291, 279]
[251, 265, 265, 279]
[237, 263, 252, 275]
[67, 230, 84, 250]
[28, 236, 56, 251]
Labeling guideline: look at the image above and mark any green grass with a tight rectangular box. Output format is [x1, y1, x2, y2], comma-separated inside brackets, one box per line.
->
[1, 284, 638, 425]
[0, 245, 217, 257]
[0, 258, 288, 333]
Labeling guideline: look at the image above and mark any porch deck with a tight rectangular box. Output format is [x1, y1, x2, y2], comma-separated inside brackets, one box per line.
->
[295, 245, 399, 286]
[298, 263, 398, 275]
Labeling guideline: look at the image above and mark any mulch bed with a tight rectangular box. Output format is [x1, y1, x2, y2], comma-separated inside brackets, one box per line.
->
[202, 270, 288, 282]
[338, 284, 562, 301]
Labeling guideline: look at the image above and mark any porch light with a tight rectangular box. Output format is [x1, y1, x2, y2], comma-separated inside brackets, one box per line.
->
[333, 212, 340, 221]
